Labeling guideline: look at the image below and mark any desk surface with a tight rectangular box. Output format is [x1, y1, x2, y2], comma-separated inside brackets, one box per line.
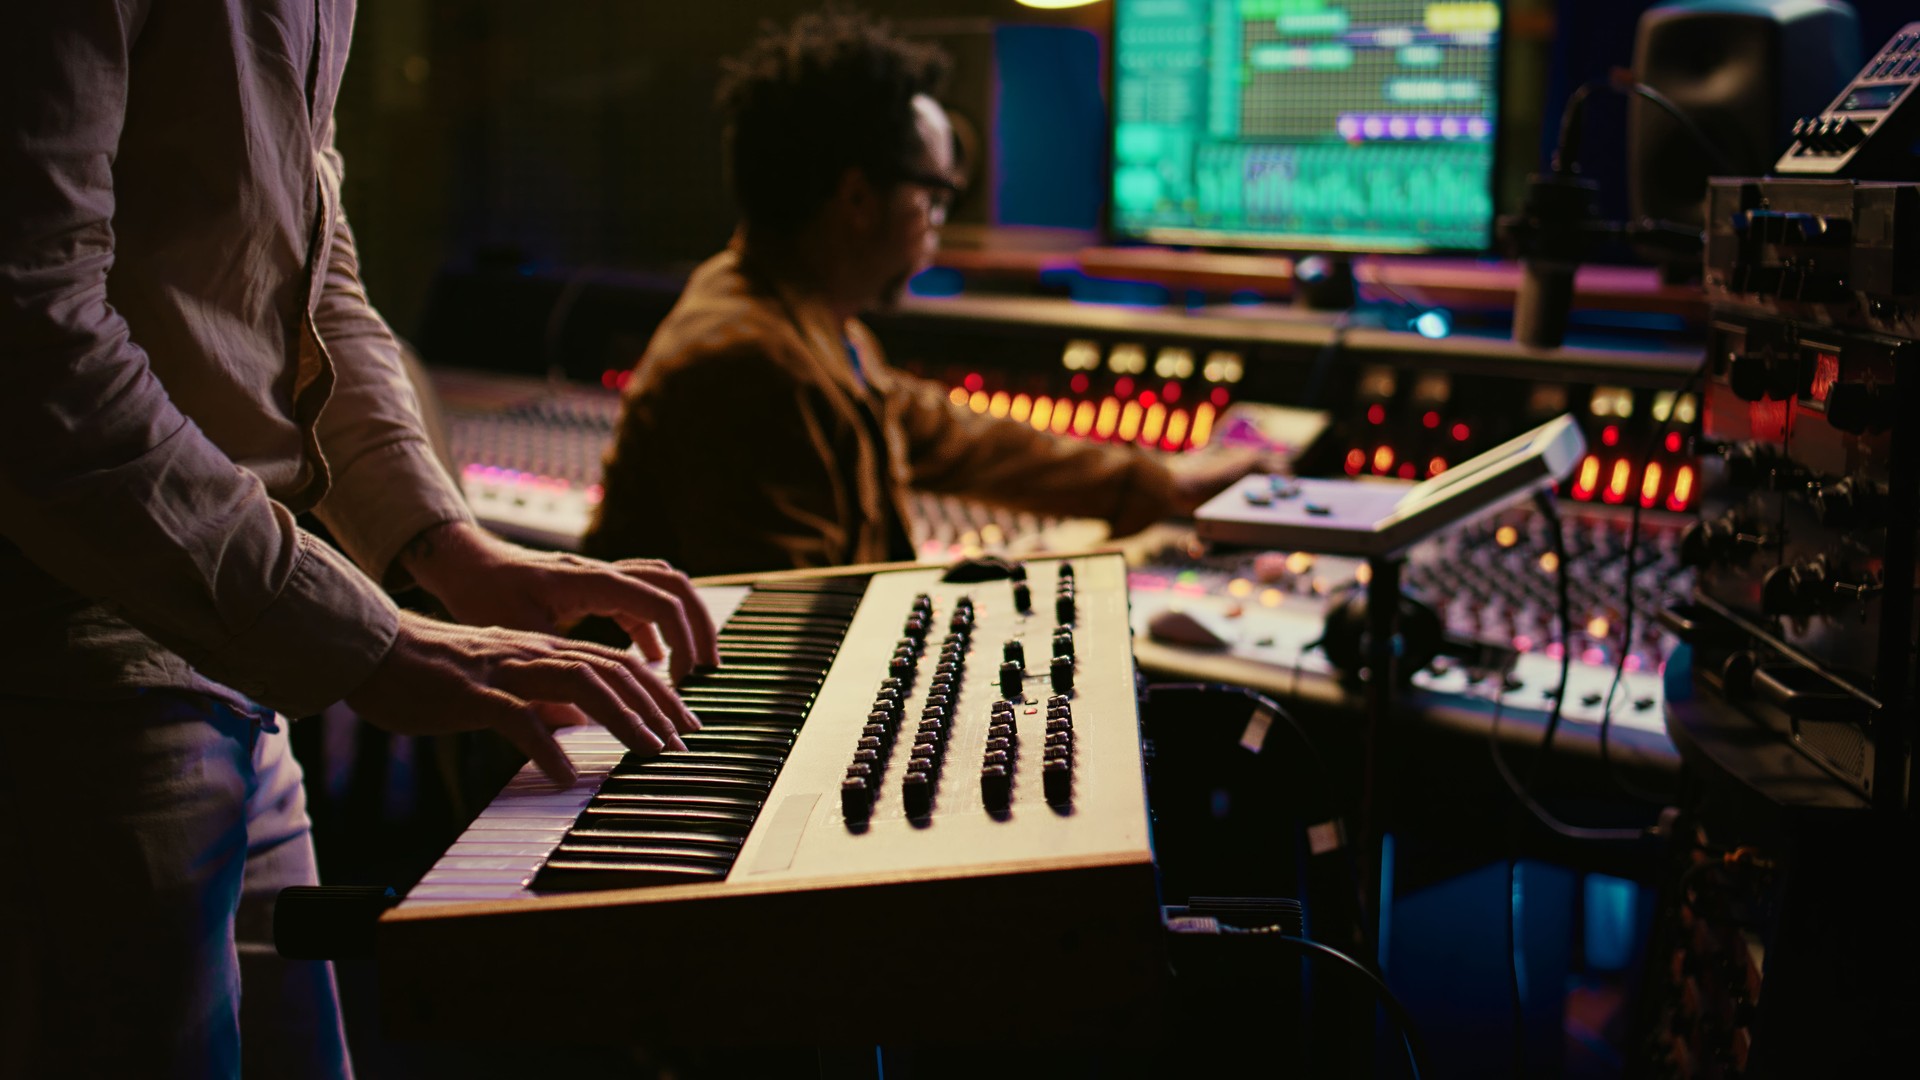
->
[933, 242, 1709, 321]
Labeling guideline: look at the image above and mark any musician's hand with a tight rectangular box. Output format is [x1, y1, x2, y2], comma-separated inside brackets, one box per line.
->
[346, 611, 697, 787]
[398, 521, 721, 684]
[1164, 447, 1283, 516]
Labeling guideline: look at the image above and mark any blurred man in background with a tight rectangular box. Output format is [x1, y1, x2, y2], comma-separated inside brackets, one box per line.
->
[586, 9, 1262, 575]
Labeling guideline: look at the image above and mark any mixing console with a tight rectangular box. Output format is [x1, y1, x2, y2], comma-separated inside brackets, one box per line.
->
[1126, 501, 1691, 740]
[428, 366, 1692, 753]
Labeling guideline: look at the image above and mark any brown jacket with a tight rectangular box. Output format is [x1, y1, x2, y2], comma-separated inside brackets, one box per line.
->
[584, 245, 1179, 576]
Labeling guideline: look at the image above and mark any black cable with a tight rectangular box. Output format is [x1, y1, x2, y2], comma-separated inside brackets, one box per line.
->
[1552, 75, 1734, 179]
[1204, 924, 1434, 1080]
[1143, 681, 1372, 953]
[1595, 360, 1709, 804]
[1484, 493, 1647, 844]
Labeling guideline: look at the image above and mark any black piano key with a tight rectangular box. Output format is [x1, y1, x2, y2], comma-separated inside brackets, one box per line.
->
[587, 793, 764, 813]
[676, 733, 795, 754]
[574, 808, 755, 832]
[534, 859, 730, 890]
[552, 841, 739, 864]
[612, 752, 785, 776]
[594, 776, 772, 798]
[570, 825, 747, 847]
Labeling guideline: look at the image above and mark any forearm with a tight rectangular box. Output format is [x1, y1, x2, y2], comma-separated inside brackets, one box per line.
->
[307, 134, 471, 584]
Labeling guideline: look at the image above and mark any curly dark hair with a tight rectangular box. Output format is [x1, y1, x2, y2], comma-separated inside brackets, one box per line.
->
[717, 8, 950, 236]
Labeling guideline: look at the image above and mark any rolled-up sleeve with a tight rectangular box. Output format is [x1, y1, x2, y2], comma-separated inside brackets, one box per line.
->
[0, 4, 398, 717]
[308, 131, 473, 584]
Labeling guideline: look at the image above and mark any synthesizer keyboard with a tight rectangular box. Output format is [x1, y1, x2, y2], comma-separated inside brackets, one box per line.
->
[379, 554, 1166, 1044]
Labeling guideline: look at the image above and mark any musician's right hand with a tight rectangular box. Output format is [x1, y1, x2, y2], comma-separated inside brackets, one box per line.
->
[344, 610, 698, 787]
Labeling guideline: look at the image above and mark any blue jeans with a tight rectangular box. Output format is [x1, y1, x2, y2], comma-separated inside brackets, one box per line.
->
[0, 691, 351, 1079]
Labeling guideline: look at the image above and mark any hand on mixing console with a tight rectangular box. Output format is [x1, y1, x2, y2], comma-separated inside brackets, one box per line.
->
[398, 521, 721, 683]
[345, 611, 696, 787]
[1165, 446, 1281, 517]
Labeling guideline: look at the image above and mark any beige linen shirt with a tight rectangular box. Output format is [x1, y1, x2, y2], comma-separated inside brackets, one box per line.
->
[0, 2, 473, 716]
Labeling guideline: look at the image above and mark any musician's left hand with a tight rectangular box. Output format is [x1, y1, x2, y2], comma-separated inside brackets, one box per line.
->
[398, 521, 721, 683]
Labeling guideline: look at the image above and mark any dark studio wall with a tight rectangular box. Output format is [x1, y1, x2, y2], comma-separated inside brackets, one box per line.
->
[332, 1, 1912, 345]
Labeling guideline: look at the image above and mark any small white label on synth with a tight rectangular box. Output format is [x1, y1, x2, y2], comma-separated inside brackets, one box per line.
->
[744, 793, 818, 874]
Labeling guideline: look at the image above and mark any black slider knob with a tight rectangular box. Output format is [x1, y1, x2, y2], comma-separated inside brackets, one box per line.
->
[1013, 581, 1032, 614]
[903, 771, 933, 818]
[1053, 628, 1074, 658]
[1043, 760, 1072, 807]
[1000, 659, 1025, 698]
[841, 777, 872, 823]
[1050, 654, 1074, 694]
[981, 765, 1012, 812]
[1003, 639, 1025, 666]
[1055, 592, 1075, 623]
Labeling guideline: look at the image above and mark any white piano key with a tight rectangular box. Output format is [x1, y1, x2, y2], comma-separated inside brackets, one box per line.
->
[446, 842, 564, 857]
[422, 860, 541, 880]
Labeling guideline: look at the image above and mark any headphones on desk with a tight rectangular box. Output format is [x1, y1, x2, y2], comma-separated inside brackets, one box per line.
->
[1316, 584, 1448, 685]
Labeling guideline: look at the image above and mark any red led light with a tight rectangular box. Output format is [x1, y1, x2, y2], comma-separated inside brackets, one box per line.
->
[1397, 462, 1416, 479]
[1664, 431, 1683, 454]
[1138, 390, 1158, 407]
[1367, 404, 1387, 425]
[1601, 425, 1619, 447]
[1070, 373, 1090, 394]
[1115, 377, 1134, 398]
[1210, 387, 1231, 407]
[616, 370, 631, 389]
[965, 373, 984, 393]
[1422, 411, 1440, 429]
[601, 370, 618, 390]
[1164, 382, 1182, 403]
[1345, 448, 1366, 474]
[1451, 422, 1470, 442]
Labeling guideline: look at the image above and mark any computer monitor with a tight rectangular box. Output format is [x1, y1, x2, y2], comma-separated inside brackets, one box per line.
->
[1109, 0, 1504, 254]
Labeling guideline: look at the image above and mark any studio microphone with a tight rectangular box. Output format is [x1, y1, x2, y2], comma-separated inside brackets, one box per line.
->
[1508, 171, 1605, 349]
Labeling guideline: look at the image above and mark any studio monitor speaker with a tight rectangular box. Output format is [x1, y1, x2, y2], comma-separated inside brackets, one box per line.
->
[1629, 1, 1859, 237]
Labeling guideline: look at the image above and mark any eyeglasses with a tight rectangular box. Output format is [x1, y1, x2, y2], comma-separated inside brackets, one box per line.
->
[892, 168, 964, 222]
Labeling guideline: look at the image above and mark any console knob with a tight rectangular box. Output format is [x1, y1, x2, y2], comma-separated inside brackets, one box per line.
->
[1050, 654, 1074, 694]
[999, 660, 1025, 698]
[1761, 558, 1829, 619]
[1012, 581, 1032, 613]
[1817, 476, 1887, 529]
[1678, 518, 1730, 568]
[1003, 639, 1025, 666]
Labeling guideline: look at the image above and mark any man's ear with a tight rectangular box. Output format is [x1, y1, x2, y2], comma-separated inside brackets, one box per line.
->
[833, 165, 880, 233]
